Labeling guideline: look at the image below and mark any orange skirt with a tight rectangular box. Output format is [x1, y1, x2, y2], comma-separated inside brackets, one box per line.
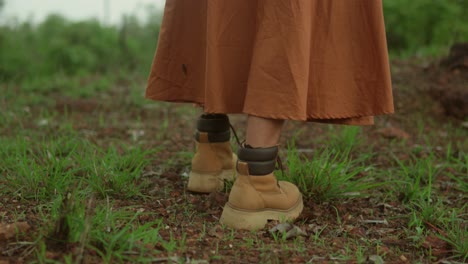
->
[146, 0, 394, 125]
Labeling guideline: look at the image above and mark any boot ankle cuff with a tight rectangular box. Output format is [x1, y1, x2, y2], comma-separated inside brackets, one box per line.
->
[237, 146, 278, 175]
[197, 114, 230, 133]
[238, 145, 278, 161]
[195, 130, 230, 143]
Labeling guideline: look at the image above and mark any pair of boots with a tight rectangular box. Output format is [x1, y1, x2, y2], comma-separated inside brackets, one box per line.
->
[187, 114, 303, 230]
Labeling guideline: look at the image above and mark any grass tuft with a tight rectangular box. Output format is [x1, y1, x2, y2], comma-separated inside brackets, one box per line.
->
[439, 211, 468, 262]
[279, 139, 380, 202]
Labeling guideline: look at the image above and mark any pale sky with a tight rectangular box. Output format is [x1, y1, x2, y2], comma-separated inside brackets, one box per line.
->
[1, 0, 166, 25]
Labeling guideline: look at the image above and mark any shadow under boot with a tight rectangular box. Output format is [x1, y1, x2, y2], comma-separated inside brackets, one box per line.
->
[188, 114, 237, 193]
[220, 145, 303, 230]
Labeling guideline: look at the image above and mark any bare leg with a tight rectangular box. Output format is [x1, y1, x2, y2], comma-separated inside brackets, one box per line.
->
[245, 115, 284, 148]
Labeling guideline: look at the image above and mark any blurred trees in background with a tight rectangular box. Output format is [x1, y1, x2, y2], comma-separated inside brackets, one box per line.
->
[384, 0, 468, 56]
[0, 0, 467, 83]
[0, 12, 161, 81]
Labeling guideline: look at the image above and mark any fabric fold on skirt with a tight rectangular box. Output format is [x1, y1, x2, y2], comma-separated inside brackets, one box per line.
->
[146, 0, 394, 125]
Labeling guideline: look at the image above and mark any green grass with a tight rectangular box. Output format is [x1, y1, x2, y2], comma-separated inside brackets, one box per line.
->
[41, 195, 171, 263]
[329, 125, 362, 153]
[1, 61, 467, 262]
[280, 139, 380, 202]
[439, 210, 468, 262]
[1, 134, 155, 201]
[394, 154, 437, 203]
[0, 97, 171, 263]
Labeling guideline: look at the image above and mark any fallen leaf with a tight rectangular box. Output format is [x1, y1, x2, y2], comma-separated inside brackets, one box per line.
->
[422, 235, 450, 257]
[269, 223, 291, 233]
[142, 170, 161, 178]
[368, 255, 384, 264]
[285, 226, 307, 239]
[423, 235, 449, 249]
[208, 225, 224, 239]
[269, 223, 307, 240]
[308, 223, 327, 235]
[361, 219, 389, 225]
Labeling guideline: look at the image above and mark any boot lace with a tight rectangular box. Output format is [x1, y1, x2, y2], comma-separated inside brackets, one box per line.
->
[230, 123, 243, 147]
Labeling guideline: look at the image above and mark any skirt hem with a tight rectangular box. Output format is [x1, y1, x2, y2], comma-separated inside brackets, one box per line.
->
[145, 93, 394, 126]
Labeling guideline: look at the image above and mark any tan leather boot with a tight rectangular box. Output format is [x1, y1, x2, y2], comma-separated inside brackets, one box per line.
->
[220, 146, 303, 230]
[187, 114, 237, 193]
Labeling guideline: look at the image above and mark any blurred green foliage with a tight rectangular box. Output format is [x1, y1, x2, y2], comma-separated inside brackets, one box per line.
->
[0, 0, 467, 83]
[383, 0, 468, 57]
[0, 10, 160, 82]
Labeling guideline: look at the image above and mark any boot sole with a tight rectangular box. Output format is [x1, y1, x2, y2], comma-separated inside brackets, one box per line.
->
[187, 169, 236, 193]
[219, 196, 304, 230]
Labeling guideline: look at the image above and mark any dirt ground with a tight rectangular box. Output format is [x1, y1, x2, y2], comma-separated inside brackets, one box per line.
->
[0, 48, 467, 263]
